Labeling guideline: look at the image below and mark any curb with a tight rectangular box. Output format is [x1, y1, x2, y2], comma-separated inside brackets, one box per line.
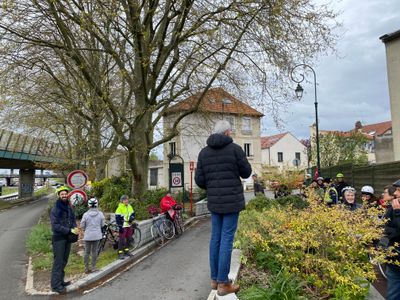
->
[25, 216, 200, 295]
[207, 249, 242, 300]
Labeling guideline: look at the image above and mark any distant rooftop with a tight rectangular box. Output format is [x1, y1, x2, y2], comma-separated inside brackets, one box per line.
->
[380, 29, 400, 43]
[261, 132, 288, 149]
[165, 88, 264, 117]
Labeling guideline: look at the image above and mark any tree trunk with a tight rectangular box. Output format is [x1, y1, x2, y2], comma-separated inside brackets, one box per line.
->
[128, 148, 149, 197]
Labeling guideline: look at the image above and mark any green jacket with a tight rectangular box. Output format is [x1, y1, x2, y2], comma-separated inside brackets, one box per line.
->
[115, 203, 135, 228]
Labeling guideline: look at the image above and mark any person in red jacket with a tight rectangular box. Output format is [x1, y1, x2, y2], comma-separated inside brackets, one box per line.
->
[160, 193, 178, 220]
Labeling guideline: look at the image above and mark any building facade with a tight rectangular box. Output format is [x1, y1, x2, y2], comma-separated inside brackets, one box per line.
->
[381, 30, 400, 161]
[261, 132, 308, 170]
[163, 88, 264, 190]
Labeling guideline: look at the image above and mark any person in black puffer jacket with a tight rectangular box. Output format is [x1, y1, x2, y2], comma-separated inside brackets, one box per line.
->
[50, 186, 77, 294]
[195, 120, 251, 296]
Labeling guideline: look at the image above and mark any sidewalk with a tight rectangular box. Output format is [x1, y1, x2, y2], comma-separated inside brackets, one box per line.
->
[75, 217, 211, 300]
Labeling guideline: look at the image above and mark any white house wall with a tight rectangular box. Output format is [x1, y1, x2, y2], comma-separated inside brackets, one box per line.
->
[261, 134, 308, 169]
[163, 112, 262, 190]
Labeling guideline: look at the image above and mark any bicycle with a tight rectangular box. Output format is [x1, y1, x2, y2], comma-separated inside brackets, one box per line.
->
[97, 220, 142, 256]
[171, 204, 184, 237]
[148, 206, 175, 245]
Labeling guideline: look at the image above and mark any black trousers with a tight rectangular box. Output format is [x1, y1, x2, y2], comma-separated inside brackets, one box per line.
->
[51, 238, 71, 290]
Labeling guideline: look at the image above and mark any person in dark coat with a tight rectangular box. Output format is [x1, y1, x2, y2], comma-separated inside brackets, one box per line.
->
[385, 181, 400, 300]
[252, 174, 265, 196]
[334, 173, 348, 202]
[50, 186, 77, 294]
[195, 120, 252, 296]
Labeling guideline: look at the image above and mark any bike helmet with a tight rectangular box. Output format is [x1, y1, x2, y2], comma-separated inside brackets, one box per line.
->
[56, 185, 70, 195]
[393, 179, 400, 187]
[88, 197, 98, 208]
[317, 177, 324, 181]
[342, 186, 356, 194]
[336, 173, 344, 178]
[361, 185, 374, 195]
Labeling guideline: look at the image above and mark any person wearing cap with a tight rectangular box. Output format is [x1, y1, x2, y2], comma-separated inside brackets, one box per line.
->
[383, 181, 400, 300]
[323, 178, 338, 206]
[195, 120, 251, 296]
[316, 177, 324, 188]
[334, 173, 348, 202]
[360, 185, 379, 208]
[341, 186, 360, 211]
[50, 186, 77, 294]
[80, 198, 105, 273]
[252, 174, 265, 196]
[115, 195, 135, 259]
[304, 173, 312, 187]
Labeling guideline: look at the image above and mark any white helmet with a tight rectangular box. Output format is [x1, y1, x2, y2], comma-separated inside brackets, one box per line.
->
[88, 198, 98, 208]
[361, 185, 374, 195]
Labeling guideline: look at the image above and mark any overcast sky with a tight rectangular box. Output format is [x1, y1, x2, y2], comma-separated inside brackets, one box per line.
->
[260, 0, 399, 140]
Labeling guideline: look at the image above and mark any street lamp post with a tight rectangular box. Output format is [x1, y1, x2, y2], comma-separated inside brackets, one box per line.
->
[290, 64, 321, 175]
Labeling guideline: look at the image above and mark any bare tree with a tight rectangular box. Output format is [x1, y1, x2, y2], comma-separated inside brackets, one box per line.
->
[0, 0, 339, 196]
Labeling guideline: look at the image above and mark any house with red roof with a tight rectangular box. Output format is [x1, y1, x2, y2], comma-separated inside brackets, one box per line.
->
[310, 120, 394, 164]
[163, 87, 264, 189]
[261, 132, 308, 169]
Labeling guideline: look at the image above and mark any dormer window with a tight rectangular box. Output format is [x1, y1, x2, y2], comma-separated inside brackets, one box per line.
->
[209, 98, 216, 104]
[222, 99, 232, 104]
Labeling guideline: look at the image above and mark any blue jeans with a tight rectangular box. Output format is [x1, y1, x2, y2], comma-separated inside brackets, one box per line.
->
[210, 212, 239, 283]
[387, 264, 400, 300]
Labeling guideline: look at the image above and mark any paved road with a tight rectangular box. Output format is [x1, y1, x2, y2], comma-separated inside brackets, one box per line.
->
[69, 218, 211, 300]
[0, 199, 49, 300]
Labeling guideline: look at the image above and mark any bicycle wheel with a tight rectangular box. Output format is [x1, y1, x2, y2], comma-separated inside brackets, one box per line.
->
[161, 219, 175, 240]
[174, 215, 184, 237]
[97, 237, 107, 256]
[129, 227, 141, 251]
[151, 223, 164, 245]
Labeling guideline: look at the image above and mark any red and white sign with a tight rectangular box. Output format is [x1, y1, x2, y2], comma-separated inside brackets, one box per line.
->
[67, 170, 88, 189]
[68, 189, 87, 207]
[171, 172, 182, 187]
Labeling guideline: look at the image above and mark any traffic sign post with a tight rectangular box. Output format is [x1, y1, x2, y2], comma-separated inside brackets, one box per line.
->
[68, 189, 87, 207]
[67, 170, 88, 189]
[189, 161, 195, 214]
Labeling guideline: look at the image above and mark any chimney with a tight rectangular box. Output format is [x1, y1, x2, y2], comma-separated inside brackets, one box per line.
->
[355, 121, 362, 131]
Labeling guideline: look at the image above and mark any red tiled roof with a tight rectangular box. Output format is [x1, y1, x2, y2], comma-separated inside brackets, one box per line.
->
[357, 121, 392, 136]
[165, 87, 264, 117]
[261, 132, 288, 149]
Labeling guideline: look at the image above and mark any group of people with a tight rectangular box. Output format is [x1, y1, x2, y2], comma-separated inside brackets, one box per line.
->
[49, 187, 179, 294]
[306, 173, 381, 210]
[306, 174, 400, 300]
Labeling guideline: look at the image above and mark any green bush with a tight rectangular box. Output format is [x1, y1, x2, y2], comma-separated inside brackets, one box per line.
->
[27, 223, 52, 255]
[133, 188, 169, 220]
[92, 175, 131, 212]
[238, 270, 307, 300]
[73, 203, 89, 219]
[246, 194, 270, 211]
[275, 195, 308, 209]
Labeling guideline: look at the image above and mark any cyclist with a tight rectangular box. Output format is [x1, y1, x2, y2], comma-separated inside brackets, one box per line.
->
[361, 185, 379, 208]
[50, 186, 77, 294]
[323, 178, 338, 206]
[80, 198, 104, 273]
[160, 193, 182, 224]
[115, 195, 135, 259]
[383, 181, 400, 300]
[308, 179, 324, 201]
[316, 176, 324, 188]
[335, 173, 348, 202]
[341, 186, 360, 211]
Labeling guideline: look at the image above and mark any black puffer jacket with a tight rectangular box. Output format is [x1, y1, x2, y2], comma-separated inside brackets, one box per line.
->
[195, 134, 252, 214]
